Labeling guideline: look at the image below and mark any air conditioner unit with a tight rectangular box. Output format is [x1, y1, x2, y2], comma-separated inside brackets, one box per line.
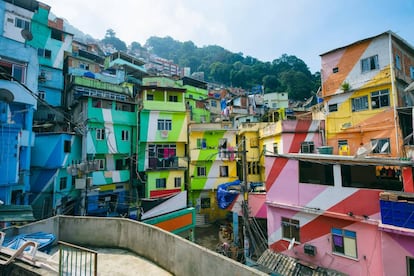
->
[304, 244, 317, 256]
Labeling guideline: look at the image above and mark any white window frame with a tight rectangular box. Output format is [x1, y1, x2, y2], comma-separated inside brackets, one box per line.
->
[197, 166, 206, 177]
[219, 165, 229, 177]
[157, 119, 172, 131]
[281, 217, 300, 241]
[331, 228, 357, 259]
[351, 96, 368, 112]
[361, 55, 379, 73]
[15, 17, 30, 30]
[38, 91, 45, 100]
[96, 128, 105, 140]
[371, 89, 389, 109]
[96, 159, 105, 170]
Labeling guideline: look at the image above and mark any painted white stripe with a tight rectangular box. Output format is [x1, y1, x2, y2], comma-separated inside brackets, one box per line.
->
[102, 109, 117, 153]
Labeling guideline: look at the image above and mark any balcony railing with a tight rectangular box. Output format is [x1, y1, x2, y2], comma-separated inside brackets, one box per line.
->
[147, 157, 187, 170]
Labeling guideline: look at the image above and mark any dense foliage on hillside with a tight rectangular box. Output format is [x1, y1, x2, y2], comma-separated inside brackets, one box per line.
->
[102, 31, 321, 101]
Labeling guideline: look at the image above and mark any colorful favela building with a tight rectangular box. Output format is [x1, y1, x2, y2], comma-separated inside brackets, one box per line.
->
[264, 31, 414, 275]
[137, 77, 188, 201]
[0, 0, 40, 223]
[64, 49, 144, 216]
[188, 122, 238, 222]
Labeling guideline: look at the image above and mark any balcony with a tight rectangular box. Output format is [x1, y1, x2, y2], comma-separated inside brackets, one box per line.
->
[147, 157, 187, 170]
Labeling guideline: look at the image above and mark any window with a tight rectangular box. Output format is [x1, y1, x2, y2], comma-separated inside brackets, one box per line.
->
[38, 48, 52, 59]
[273, 143, 278, 154]
[59, 177, 67, 190]
[338, 140, 348, 149]
[218, 138, 229, 158]
[219, 166, 229, 177]
[64, 140, 71, 153]
[361, 55, 379, 72]
[92, 99, 102, 108]
[147, 94, 154, 100]
[174, 177, 181, 188]
[96, 128, 105, 140]
[51, 29, 63, 41]
[281, 217, 300, 241]
[96, 159, 105, 170]
[328, 104, 338, 112]
[0, 59, 26, 83]
[300, 141, 314, 153]
[371, 138, 390, 154]
[169, 95, 178, 102]
[395, 54, 401, 70]
[197, 138, 207, 149]
[333, 67, 339, 73]
[13, 65, 25, 83]
[248, 162, 260, 175]
[197, 166, 206, 177]
[410, 66, 414, 80]
[299, 161, 334, 185]
[156, 178, 166, 188]
[157, 119, 172, 131]
[211, 100, 217, 107]
[352, 96, 368, 112]
[331, 228, 357, 258]
[79, 62, 89, 70]
[121, 130, 129, 141]
[371, 89, 389, 109]
[15, 17, 30, 30]
[38, 91, 45, 100]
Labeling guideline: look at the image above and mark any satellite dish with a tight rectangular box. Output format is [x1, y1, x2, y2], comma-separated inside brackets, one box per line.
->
[0, 89, 14, 103]
[381, 142, 389, 153]
[356, 146, 368, 156]
[21, 29, 33, 41]
[288, 237, 295, 250]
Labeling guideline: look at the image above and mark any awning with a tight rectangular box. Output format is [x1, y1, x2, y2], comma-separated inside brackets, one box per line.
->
[0, 205, 35, 222]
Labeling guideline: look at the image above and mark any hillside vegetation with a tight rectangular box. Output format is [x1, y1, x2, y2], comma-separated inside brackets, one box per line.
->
[102, 30, 321, 100]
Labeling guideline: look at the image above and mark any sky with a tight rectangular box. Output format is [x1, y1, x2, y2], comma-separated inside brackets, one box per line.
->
[39, 0, 414, 73]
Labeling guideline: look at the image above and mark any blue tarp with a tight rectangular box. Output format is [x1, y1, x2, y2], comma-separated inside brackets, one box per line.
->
[2, 232, 56, 253]
[217, 179, 241, 209]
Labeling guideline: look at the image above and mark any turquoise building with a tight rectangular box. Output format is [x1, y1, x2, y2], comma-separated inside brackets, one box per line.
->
[64, 50, 145, 216]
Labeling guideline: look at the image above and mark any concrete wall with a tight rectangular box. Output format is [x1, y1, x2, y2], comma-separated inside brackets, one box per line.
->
[4, 216, 266, 276]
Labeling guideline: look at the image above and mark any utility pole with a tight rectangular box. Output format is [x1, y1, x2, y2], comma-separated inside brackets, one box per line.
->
[241, 136, 250, 262]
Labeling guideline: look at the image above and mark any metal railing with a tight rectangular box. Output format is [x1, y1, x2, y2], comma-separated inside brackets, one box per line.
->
[58, 241, 98, 276]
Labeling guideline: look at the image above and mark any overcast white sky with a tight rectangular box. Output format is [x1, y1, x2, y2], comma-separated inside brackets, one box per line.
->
[40, 0, 414, 73]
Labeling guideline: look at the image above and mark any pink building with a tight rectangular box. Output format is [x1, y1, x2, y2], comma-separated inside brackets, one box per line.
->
[265, 135, 414, 275]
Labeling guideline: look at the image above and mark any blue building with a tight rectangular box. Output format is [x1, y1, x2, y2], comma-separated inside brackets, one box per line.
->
[0, 0, 40, 223]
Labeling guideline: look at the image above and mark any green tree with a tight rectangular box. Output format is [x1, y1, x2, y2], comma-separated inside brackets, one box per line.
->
[101, 29, 127, 51]
[280, 71, 313, 100]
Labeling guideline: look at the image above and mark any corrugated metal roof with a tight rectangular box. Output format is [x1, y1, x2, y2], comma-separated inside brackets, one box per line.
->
[255, 249, 347, 276]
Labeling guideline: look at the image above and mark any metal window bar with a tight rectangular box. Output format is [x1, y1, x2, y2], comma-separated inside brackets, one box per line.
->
[58, 241, 98, 276]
